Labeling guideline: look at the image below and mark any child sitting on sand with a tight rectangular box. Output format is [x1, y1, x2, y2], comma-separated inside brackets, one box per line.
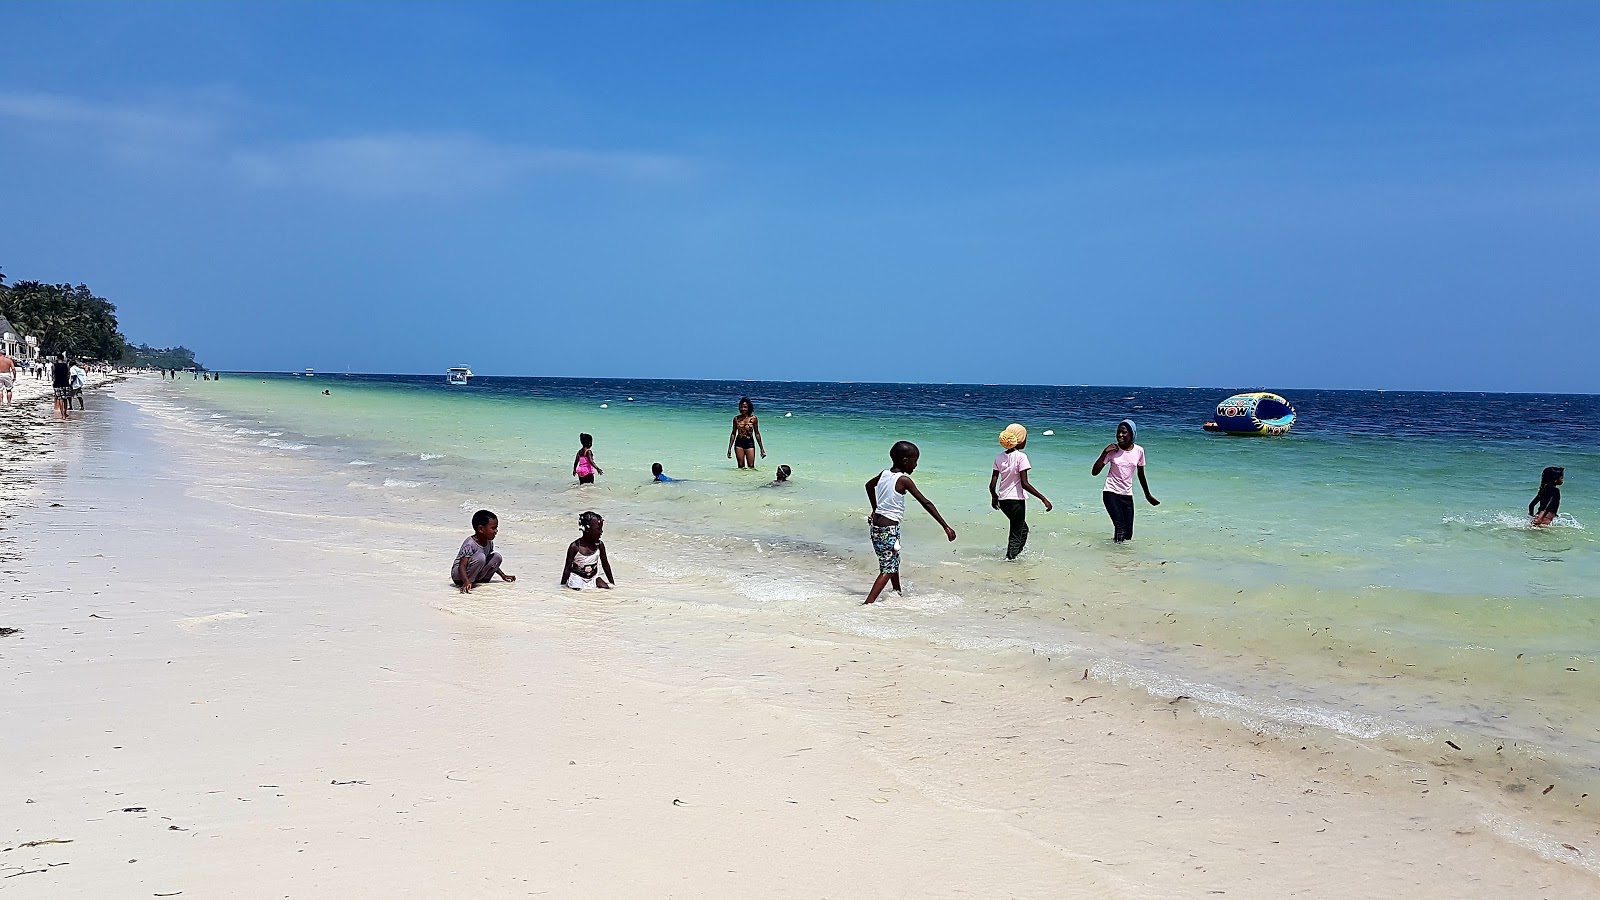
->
[573, 433, 602, 485]
[453, 509, 516, 594]
[561, 511, 615, 590]
[1529, 466, 1564, 527]
[863, 441, 956, 604]
[652, 462, 675, 483]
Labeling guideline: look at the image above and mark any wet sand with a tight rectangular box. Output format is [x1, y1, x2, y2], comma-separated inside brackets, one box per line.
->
[2, 377, 1596, 898]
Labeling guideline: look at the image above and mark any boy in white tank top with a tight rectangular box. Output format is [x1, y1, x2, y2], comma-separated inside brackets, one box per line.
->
[863, 441, 957, 604]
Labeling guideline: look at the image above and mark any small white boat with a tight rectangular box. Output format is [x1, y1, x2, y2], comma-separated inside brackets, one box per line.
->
[447, 366, 473, 385]
[304, 368, 315, 378]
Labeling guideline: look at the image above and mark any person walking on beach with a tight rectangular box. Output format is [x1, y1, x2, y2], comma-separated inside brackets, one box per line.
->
[1529, 466, 1564, 527]
[1092, 419, 1159, 542]
[573, 433, 602, 485]
[989, 424, 1052, 559]
[864, 441, 957, 604]
[453, 509, 516, 593]
[69, 361, 86, 410]
[0, 350, 15, 405]
[50, 354, 72, 420]
[727, 397, 765, 469]
[560, 511, 615, 590]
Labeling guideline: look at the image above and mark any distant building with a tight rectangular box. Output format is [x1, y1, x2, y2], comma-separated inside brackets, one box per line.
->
[0, 314, 40, 362]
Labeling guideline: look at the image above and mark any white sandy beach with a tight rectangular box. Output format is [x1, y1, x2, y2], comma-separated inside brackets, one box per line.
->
[2, 376, 1596, 898]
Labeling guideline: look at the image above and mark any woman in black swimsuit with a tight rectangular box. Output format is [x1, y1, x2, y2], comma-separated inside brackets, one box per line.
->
[727, 397, 765, 469]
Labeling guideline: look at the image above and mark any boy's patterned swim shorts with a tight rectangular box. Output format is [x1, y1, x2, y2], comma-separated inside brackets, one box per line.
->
[870, 523, 901, 574]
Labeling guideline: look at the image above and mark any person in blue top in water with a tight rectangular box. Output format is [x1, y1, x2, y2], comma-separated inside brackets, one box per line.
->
[652, 462, 675, 483]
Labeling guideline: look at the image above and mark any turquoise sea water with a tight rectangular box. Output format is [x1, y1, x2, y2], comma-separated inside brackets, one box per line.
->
[147, 374, 1599, 801]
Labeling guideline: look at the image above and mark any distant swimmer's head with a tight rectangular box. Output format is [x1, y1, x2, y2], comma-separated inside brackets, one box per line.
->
[738, 396, 754, 416]
[1542, 466, 1565, 488]
[776, 464, 791, 482]
[999, 423, 1027, 451]
[652, 462, 664, 477]
[578, 510, 604, 538]
[579, 432, 593, 448]
[1117, 419, 1136, 449]
[471, 509, 499, 541]
[890, 440, 919, 473]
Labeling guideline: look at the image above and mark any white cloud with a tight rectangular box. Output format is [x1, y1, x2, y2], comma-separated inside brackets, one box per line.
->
[0, 90, 219, 161]
[230, 132, 687, 196]
[0, 88, 687, 197]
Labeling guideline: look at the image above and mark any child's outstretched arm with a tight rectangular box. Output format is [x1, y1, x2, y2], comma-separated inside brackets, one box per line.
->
[1136, 465, 1159, 505]
[1020, 470, 1052, 511]
[1529, 492, 1541, 517]
[865, 473, 881, 515]
[599, 542, 615, 585]
[590, 449, 603, 476]
[988, 470, 1001, 509]
[458, 555, 474, 594]
[902, 476, 957, 541]
[559, 541, 577, 587]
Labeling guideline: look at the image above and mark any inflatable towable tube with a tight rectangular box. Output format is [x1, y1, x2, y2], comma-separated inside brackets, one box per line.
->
[1203, 392, 1295, 436]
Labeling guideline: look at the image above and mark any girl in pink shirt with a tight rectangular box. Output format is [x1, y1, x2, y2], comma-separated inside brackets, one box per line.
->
[1091, 419, 1159, 542]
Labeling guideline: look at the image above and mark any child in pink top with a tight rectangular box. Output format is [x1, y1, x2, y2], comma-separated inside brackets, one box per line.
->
[989, 423, 1052, 559]
[1091, 419, 1159, 542]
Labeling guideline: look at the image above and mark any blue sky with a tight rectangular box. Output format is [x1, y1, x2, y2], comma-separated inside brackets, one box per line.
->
[1, 2, 1595, 392]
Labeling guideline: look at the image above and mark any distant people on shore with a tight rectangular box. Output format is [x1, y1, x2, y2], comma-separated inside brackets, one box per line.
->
[1092, 419, 1159, 542]
[51, 354, 72, 420]
[990, 424, 1052, 559]
[652, 462, 675, 483]
[0, 349, 14, 405]
[1529, 466, 1564, 527]
[574, 433, 602, 485]
[863, 441, 957, 604]
[561, 511, 614, 590]
[728, 397, 765, 468]
[453, 509, 515, 593]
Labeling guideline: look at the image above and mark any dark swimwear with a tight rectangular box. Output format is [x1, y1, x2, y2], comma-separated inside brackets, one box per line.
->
[1530, 486, 1561, 517]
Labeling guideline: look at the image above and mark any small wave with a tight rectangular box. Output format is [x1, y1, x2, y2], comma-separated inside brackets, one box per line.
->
[347, 482, 380, 490]
[234, 428, 273, 435]
[347, 459, 374, 466]
[1442, 511, 1586, 531]
[420, 453, 444, 461]
[383, 479, 422, 488]
[258, 438, 310, 451]
[1091, 658, 1418, 742]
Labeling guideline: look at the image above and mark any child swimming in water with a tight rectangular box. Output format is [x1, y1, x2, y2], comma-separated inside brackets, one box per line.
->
[863, 441, 956, 604]
[771, 464, 791, 485]
[573, 433, 602, 485]
[1529, 466, 1564, 527]
[651, 462, 674, 483]
[452, 509, 516, 594]
[560, 511, 615, 590]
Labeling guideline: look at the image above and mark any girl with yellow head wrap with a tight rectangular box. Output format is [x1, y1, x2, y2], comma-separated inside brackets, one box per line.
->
[991, 424, 1051, 559]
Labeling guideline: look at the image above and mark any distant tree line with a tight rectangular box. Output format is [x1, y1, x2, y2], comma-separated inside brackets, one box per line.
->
[124, 343, 203, 370]
[0, 265, 203, 367]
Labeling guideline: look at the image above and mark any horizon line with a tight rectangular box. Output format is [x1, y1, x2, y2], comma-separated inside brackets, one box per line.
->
[206, 370, 1600, 398]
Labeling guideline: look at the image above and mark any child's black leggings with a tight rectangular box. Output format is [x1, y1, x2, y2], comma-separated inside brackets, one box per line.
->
[999, 499, 1029, 559]
[1103, 491, 1135, 542]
